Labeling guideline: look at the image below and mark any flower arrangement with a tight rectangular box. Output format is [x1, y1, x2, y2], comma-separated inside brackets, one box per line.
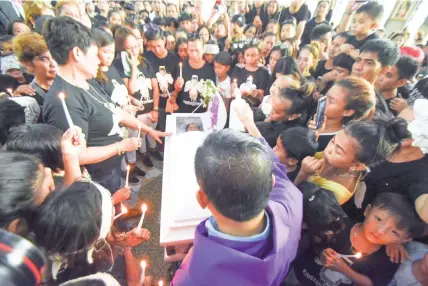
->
[199, 79, 217, 108]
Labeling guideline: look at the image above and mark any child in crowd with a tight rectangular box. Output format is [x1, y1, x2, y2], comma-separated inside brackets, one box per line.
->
[339, 1, 383, 57]
[273, 127, 318, 181]
[288, 192, 426, 286]
[213, 52, 232, 110]
[172, 100, 303, 285]
[203, 40, 219, 64]
[317, 53, 355, 95]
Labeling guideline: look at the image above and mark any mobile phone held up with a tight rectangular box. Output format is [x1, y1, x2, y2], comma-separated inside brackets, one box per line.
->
[316, 96, 327, 130]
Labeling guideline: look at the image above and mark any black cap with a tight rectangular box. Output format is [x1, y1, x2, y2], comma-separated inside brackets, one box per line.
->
[232, 14, 245, 27]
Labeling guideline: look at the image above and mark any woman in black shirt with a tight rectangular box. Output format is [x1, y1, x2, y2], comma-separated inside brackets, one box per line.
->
[113, 26, 163, 168]
[42, 17, 167, 192]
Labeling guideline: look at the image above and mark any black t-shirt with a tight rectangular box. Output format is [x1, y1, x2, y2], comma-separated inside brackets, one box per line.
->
[230, 66, 270, 106]
[301, 18, 329, 47]
[143, 50, 179, 108]
[343, 156, 428, 222]
[279, 4, 310, 24]
[346, 33, 379, 50]
[293, 220, 398, 286]
[256, 117, 306, 148]
[407, 77, 428, 106]
[92, 65, 129, 107]
[43, 75, 122, 178]
[114, 58, 156, 112]
[311, 60, 331, 79]
[177, 60, 215, 113]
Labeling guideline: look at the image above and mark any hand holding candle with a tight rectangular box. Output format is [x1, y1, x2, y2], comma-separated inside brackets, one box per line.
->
[58, 92, 75, 128]
[340, 252, 362, 259]
[136, 203, 148, 232]
[114, 204, 128, 220]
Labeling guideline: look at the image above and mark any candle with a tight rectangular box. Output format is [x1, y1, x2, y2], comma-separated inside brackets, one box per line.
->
[158, 280, 164, 286]
[179, 62, 182, 78]
[136, 203, 148, 232]
[114, 204, 128, 220]
[58, 92, 75, 128]
[137, 123, 141, 139]
[140, 260, 147, 285]
[340, 252, 362, 259]
[125, 165, 131, 188]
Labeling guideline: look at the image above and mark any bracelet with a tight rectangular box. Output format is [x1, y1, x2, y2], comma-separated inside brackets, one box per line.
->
[153, 107, 159, 111]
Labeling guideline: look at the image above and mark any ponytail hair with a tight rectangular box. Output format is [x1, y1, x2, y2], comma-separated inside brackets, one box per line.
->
[345, 116, 411, 166]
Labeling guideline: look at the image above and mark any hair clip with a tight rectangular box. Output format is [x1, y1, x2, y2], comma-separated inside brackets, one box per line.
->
[309, 195, 315, 202]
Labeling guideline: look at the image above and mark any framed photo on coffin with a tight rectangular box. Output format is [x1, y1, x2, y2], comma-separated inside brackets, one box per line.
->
[160, 113, 212, 255]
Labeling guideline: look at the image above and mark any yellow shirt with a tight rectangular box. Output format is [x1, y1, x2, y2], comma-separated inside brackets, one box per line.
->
[308, 152, 360, 205]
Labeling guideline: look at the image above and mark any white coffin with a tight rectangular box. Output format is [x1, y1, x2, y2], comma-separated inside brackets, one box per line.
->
[160, 114, 212, 251]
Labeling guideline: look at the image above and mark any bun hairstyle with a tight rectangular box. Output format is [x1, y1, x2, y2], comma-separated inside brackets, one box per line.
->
[278, 82, 315, 117]
[12, 32, 48, 63]
[345, 116, 411, 166]
[300, 182, 347, 248]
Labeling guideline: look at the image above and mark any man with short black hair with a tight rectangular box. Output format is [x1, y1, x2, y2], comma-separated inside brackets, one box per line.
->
[375, 55, 419, 116]
[351, 38, 400, 114]
[310, 23, 333, 60]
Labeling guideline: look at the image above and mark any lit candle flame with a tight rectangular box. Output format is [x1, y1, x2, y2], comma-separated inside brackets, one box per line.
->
[121, 204, 128, 214]
[58, 92, 65, 100]
[127, 165, 130, 171]
[355, 252, 362, 259]
[142, 203, 147, 213]
[141, 260, 147, 268]
[159, 280, 164, 286]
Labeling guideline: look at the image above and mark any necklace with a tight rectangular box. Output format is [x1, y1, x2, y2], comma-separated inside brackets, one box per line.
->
[83, 85, 117, 114]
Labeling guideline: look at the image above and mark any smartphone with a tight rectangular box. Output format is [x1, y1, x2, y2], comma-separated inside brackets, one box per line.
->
[316, 96, 327, 130]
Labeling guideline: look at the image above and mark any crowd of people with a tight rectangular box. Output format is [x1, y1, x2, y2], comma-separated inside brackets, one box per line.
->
[0, 0, 428, 285]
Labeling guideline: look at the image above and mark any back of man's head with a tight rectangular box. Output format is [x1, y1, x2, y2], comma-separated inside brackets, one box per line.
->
[356, 1, 384, 23]
[396, 55, 419, 80]
[360, 39, 400, 67]
[195, 129, 273, 222]
[310, 23, 332, 42]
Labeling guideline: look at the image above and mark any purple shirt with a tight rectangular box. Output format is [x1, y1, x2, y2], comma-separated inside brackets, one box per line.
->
[171, 138, 303, 286]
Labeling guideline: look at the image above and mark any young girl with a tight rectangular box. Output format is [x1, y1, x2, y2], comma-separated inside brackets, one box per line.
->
[266, 20, 280, 38]
[298, 44, 320, 81]
[230, 43, 270, 107]
[244, 24, 257, 40]
[266, 46, 286, 75]
[260, 32, 277, 65]
[113, 26, 161, 168]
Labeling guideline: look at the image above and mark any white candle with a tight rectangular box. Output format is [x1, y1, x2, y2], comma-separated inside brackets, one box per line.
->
[340, 252, 362, 259]
[58, 93, 75, 128]
[114, 204, 128, 220]
[137, 123, 141, 139]
[140, 260, 147, 285]
[136, 203, 148, 232]
[179, 62, 182, 78]
[125, 165, 131, 188]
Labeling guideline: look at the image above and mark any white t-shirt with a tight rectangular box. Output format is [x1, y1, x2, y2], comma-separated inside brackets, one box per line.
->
[216, 76, 231, 99]
[389, 242, 428, 286]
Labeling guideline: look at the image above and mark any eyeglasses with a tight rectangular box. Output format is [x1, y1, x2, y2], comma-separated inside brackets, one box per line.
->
[188, 33, 201, 40]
